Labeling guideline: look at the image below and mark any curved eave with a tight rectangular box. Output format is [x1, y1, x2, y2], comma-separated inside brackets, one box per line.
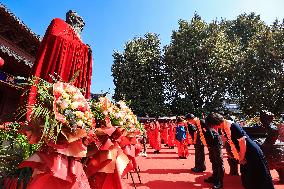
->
[0, 3, 41, 57]
[0, 3, 40, 42]
[0, 44, 33, 68]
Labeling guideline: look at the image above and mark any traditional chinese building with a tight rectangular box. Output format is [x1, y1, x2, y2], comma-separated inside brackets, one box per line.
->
[0, 3, 40, 121]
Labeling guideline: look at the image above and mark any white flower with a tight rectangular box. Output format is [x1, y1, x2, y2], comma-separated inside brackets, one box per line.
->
[118, 101, 127, 109]
[75, 111, 84, 119]
[65, 85, 77, 94]
[66, 99, 72, 105]
[77, 120, 84, 127]
[62, 92, 70, 99]
[71, 102, 80, 110]
[53, 82, 64, 94]
[84, 111, 91, 119]
[102, 110, 108, 116]
[72, 94, 82, 101]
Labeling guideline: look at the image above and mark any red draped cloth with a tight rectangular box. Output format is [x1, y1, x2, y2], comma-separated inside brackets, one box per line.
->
[18, 149, 91, 189]
[31, 18, 92, 95]
[27, 18, 92, 119]
[84, 139, 131, 189]
[3, 142, 91, 189]
[168, 123, 176, 147]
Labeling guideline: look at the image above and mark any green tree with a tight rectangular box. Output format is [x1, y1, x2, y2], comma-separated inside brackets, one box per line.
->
[270, 20, 284, 113]
[226, 13, 283, 114]
[164, 14, 239, 115]
[112, 33, 165, 116]
[112, 12, 284, 116]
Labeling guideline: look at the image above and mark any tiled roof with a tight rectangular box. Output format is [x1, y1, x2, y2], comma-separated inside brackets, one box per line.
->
[0, 3, 41, 41]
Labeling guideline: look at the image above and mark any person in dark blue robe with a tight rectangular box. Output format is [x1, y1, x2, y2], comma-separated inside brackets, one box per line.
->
[206, 112, 275, 189]
[230, 122, 274, 189]
[185, 114, 206, 172]
[203, 117, 224, 189]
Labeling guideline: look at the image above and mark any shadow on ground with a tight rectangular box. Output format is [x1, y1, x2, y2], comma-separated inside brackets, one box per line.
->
[131, 174, 211, 189]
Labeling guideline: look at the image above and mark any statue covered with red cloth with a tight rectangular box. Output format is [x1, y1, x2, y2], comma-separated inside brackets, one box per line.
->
[7, 10, 93, 189]
[27, 10, 92, 117]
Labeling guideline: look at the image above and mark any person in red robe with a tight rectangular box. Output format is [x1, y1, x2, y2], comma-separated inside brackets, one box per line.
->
[175, 116, 189, 159]
[162, 121, 169, 147]
[160, 121, 165, 144]
[168, 120, 176, 149]
[160, 121, 167, 147]
[152, 120, 162, 154]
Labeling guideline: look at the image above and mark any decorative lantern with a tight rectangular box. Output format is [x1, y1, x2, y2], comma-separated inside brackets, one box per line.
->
[0, 57, 4, 67]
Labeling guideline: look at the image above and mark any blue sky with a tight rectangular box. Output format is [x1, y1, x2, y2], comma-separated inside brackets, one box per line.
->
[2, 0, 284, 96]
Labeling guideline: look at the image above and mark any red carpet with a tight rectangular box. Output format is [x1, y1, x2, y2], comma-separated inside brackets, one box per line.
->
[124, 145, 283, 189]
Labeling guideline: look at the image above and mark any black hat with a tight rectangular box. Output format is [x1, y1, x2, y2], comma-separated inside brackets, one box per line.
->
[185, 113, 195, 119]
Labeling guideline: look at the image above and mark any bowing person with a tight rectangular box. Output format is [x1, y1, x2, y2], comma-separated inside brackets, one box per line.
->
[206, 112, 274, 189]
[186, 114, 206, 173]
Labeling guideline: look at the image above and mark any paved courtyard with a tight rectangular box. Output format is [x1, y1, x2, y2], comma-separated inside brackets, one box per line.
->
[124, 145, 282, 189]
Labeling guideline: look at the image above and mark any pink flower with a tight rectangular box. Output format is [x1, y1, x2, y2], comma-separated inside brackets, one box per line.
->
[105, 116, 112, 128]
[60, 100, 69, 110]
[78, 103, 88, 112]
[53, 82, 64, 97]
[55, 112, 67, 123]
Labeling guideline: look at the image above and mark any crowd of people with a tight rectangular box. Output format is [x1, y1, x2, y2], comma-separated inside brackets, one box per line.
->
[141, 111, 283, 189]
